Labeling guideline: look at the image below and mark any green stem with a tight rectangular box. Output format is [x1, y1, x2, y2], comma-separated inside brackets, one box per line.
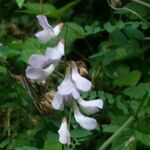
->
[99, 92, 150, 150]
[99, 116, 135, 150]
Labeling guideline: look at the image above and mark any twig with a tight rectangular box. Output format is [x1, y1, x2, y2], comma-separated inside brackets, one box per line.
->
[131, 0, 150, 8]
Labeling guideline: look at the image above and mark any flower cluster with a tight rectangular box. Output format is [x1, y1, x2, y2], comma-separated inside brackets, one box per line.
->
[52, 61, 103, 144]
[25, 15, 103, 145]
[26, 15, 64, 81]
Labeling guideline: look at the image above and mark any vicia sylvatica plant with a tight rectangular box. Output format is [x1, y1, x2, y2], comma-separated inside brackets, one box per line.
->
[0, 0, 150, 150]
[26, 15, 103, 145]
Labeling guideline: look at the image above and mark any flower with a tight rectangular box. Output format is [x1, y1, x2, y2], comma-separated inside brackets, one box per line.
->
[58, 117, 71, 145]
[58, 74, 80, 99]
[52, 92, 64, 111]
[72, 66, 92, 92]
[77, 97, 103, 115]
[74, 104, 97, 130]
[35, 15, 63, 43]
[26, 54, 55, 81]
[57, 65, 92, 100]
[45, 39, 64, 62]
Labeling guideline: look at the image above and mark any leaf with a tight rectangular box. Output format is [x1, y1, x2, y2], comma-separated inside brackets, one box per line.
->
[111, 129, 135, 150]
[123, 83, 150, 99]
[23, 3, 56, 15]
[71, 129, 92, 138]
[113, 70, 141, 86]
[104, 22, 116, 33]
[48, 0, 80, 18]
[44, 141, 61, 150]
[16, 0, 25, 9]
[124, 26, 144, 40]
[15, 146, 38, 150]
[135, 131, 150, 146]
[135, 119, 150, 134]
[61, 22, 85, 53]
[0, 138, 10, 149]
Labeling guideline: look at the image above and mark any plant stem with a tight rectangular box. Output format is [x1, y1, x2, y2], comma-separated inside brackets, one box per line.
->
[99, 116, 135, 150]
[99, 92, 150, 150]
[131, 0, 150, 8]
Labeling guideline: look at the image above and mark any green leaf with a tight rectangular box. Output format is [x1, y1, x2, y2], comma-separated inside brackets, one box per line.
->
[15, 146, 38, 150]
[104, 22, 116, 33]
[123, 83, 150, 99]
[124, 26, 144, 40]
[23, 3, 56, 15]
[113, 70, 141, 86]
[16, 0, 25, 9]
[44, 141, 61, 150]
[48, 0, 80, 18]
[0, 138, 10, 149]
[135, 131, 150, 146]
[71, 129, 92, 138]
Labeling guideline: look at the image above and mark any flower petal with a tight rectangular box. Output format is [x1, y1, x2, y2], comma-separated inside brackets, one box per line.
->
[44, 64, 55, 75]
[57, 40, 64, 56]
[45, 41, 64, 62]
[35, 30, 53, 44]
[58, 75, 80, 99]
[28, 54, 49, 68]
[53, 23, 64, 36]
[78, 97, 103, 115]
[58, 117, 71, 145]
[72, 67, 92, 92]
[26, 66, 48, 80]
[74, 106, 97, 130]
[36, 15, 54, 33]
[52, 92, 64, 111]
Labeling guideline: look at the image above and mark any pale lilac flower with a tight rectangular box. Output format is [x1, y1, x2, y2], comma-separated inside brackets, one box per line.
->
[58, 74, 80, 99]
[77, 97, 103, 115]
[52, 92, 64, 111]
[58, 117, 71, 145]
[74, 105, 97, 130]
[57, 66, 92, 100]
[45, 40, 64, 62]
[35, 15, 63, 43]
[26, 54, 55, 81]
[72, 67, 92, 92]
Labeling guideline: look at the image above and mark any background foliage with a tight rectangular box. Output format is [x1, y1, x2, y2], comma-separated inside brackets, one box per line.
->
[0, 0, 150, 149]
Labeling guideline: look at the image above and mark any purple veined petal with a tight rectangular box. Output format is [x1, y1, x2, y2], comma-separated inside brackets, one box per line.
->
[74, 106, 97, 130]
[26, 66, 48, 81]
[35, 30, 53, 44]
[58, 74, 80, 99]
[58, 117, 71, 145]
[53, 23, 64, 36]
[36, 15, 54, 34]
[28, 54, 49, 68]
[77, 97, 103, 115]
[72, 67, 92, 92]
[52, 92, 64, 111]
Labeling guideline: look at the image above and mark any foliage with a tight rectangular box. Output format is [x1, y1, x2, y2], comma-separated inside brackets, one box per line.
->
[0, 0, 150, 150]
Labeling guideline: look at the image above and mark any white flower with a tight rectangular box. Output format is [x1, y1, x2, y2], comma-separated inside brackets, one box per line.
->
[72, 67, 92, 92]
[58, 74, 80, 99]
[52, 92, 64, 111]
[77, 97, 103, 115]
[58, 117, 71, 145]
[45, 39, 64, 62]
[35, 15, 63, 43]
[74, 105, 97, 130]
[26, 54, 55, 81]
